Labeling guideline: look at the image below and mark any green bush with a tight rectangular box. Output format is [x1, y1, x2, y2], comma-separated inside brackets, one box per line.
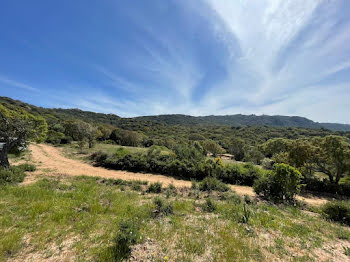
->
[253, 163, 302, 202]
[17, 163, 36, 172]
[165, 184, 177, 198]
[244, 195, 253, 204]
[219, 192, 242, 204]
[146, 182, 162, 193]
[240, 203, 251, 224]
[131, 182, 142, 191]
[114, 219, 141, 260]
[90, 151, 108, 165]
[261, 158, 274, 170]
[153, 197, 174, 217]
[202, 198, 217, 212]
[322, 201, 350, 226]
[0, 166, 26, 185]
[90, 146, 265, 186]
[199, 177, 230, 192]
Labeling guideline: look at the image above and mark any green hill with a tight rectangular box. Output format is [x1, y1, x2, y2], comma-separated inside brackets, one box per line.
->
[1, 96, 349, 131]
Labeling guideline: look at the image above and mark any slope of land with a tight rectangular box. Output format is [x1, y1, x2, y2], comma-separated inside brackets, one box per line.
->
[28, 143, 328, 206]
[1, 96, 350, 131]
[29, 143, 191, 188]
[2, 164, 350, 261]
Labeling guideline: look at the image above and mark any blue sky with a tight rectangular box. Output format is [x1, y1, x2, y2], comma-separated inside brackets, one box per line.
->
[0, 0, 350, 123]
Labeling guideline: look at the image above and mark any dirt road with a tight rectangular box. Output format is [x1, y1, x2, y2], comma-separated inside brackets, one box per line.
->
[28, 144, 328, 205]
[29, 143, 192, 187]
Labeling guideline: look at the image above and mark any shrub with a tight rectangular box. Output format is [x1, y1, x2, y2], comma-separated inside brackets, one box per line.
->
[219, 192, 242, 204]
[244, 195, 253, 204]
[0, 166, 26, 185]
[253, 163, 302, 202]
[344, 247, 350, 257]
[202, 198, 217, 212]
[114, 219, 141, 260]
[90, 148, 266, 187]
[165, 184, 177, 198]
[131, 183, 142, 191]
[261, 158, 274, 170]
[90, 151, 108, 165]
[322, 201, 350, 226]
[146, 182, 162, 193]
[243, 146, 264, 165]
[199, 177, 230, 192]
[17, 163, 36, 172]
[240, 203, 251, 224]
[153, 197, 174, 217]
[191, 181, 198, 190]
[303, 176, 350, 196]
[221, 163, 263, 186]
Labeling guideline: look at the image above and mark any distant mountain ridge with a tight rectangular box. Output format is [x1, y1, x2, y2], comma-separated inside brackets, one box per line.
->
[135, 114, 350, 131]
[1, 96, 349, 131]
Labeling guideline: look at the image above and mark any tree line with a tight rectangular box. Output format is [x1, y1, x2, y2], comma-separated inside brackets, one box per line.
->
[1, 98, 350, 196]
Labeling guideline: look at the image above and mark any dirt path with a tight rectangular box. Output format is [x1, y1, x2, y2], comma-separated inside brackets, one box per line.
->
[28, 144, 329, 205]
[29, 143, 192, 187]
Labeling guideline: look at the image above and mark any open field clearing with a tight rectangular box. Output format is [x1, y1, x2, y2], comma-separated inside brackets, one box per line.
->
[26, 143, 331, 207]
[1, 174, 350, 261]
[28, 143, 190, 188]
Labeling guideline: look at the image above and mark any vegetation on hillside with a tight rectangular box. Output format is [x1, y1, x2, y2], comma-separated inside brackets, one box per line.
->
[1, 176, 350, 261]
[0, 104, 47, 167]
[1, 96, 350, 261]
[1, 96, 350, 197]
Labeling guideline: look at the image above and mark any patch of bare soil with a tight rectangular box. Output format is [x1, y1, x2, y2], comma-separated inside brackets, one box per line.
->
[11, 235, 78, 262]
[313, 240, 350, 262]
[128, 238, 165, 262]
[28, 144, 330, 206]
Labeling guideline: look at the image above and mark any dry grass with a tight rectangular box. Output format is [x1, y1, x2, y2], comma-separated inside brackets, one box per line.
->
[1, 175, 350, 261]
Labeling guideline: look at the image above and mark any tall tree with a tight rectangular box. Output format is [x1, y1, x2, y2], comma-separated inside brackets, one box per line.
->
[313, 136, 350, 184]
[227, 137, 245, 161]
[110, 129, 142, 147]
[202, 140, 225, 157]
[0, 105, 47, 168]
[63, 120, 96, 151]
[287, 139, 317, 177]
[261, 138, 289, 158]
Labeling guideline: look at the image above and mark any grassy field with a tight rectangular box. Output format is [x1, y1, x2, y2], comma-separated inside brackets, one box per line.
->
[60, 143, 170, 162]
[1, 175, 350, 261]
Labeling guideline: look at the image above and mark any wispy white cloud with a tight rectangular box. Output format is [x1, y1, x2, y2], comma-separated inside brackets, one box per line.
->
[18, 0, 349, 124]
[193, 0, 350, 123]
[94, 65, 142, 94]
[0, 75, 39, 92]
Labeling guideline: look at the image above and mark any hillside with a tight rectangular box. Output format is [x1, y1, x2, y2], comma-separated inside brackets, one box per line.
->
[136, 114, 350, 131]
[2, 97, 350, 261]
[1, 96, 350, 131]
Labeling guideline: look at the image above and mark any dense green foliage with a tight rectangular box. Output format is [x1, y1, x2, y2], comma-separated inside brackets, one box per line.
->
[198, 177, 230, 192]
[146, 182, 163, 193]
[91, 145, 265, 186]
[136, 113, 350, 131]
[202, 198, 217, 212]
[0, 166, 25, 185]
[322, 201, 350, 226]
[261, 136, 350, 187]
[0, 164, 34, 185]
[253, 164, 303, 202]
[0, 104, 47, 167]
[152, 197, 174, 217]
[114, 219, 141, 260]
[1, 96, 350, 196]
